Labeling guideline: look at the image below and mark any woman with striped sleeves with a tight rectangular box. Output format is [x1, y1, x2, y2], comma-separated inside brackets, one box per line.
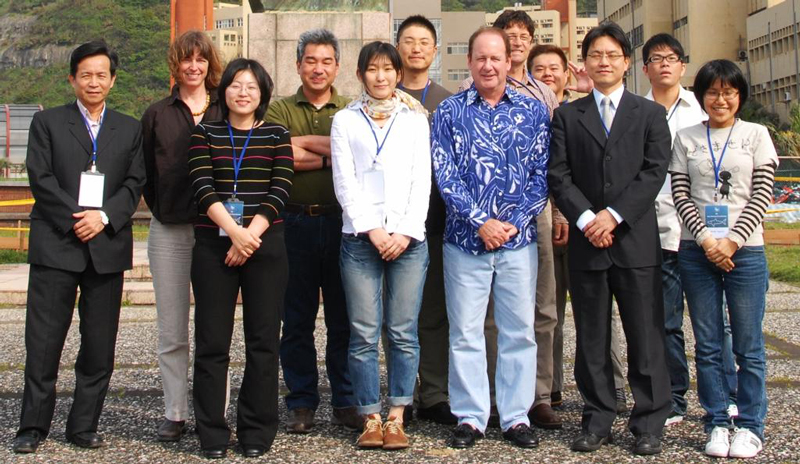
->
[188, 58, 293, 459]
[670, 59, 778, 460]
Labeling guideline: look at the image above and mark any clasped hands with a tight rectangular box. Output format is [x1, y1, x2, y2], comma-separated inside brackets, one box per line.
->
[225, 226, 264, 267]
[368, 228, 411, 261]
[478, 219, 518, 251]
[73, 210, 105, 243]
[582, 209, 617, 248]
[701, 237, 737, 272]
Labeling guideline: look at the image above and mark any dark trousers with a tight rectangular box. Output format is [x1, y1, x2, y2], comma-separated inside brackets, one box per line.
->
[279, 212, 353, 410]
[570, 265, 671, 437]
[192, 227, 287, 449]
[416, 232, 449, 408]
[19, 262, 123, 438]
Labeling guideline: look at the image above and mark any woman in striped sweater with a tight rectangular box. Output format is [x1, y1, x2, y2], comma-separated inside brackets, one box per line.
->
[188, 58, 293, 459]
[670, 59, 778, 460]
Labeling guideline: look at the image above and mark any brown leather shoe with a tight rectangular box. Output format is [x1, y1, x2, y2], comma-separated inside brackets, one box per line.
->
[528, 403, 563, 429]
[357, 416, 383, 448]
[381, 416, 409, 450]
[286, 408, 315, 434]
[331, 406, 362, 431]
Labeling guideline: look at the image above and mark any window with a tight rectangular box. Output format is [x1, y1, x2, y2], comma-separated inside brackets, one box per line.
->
[447, 42, 469, 55]
[672, 16, 688, 30]
[448, 69, 470, 82]
[629, 25, 643, 48]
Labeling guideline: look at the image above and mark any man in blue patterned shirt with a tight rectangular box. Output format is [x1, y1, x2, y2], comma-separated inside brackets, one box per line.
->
[431, 26, 550, 450]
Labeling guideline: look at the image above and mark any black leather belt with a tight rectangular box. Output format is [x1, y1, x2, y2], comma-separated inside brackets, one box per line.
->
[284, 203, 341, 217]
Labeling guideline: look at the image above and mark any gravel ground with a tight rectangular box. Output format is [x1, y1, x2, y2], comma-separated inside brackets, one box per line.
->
[0, 281, 797, 462]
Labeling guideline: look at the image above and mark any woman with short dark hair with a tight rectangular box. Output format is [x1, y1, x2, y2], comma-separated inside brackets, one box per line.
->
[670, 59, 778, 459]
[141, 29, 224, 443]
[331, 41, 430, 450]
[188, 58, 293, 459]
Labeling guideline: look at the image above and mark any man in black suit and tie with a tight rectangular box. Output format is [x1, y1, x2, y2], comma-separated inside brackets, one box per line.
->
[547, 22, 672, 456]
[12, 41, 145, 454]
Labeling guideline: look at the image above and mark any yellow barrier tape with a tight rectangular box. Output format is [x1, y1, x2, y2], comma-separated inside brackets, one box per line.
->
[0, 227, 28, 232]
[767, 208, 800, 214]
[776, 177, 800, 182]
[0, 198, 34, 207]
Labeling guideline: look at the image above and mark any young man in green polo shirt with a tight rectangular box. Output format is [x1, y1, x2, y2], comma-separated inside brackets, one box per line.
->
[266, 28, 360, 434]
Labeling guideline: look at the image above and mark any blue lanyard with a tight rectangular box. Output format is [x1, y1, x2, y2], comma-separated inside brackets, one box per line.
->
[398, 80, 431, 104]
[360, 110, 398, 166]
[666, 100, 680, 122]
[227, 121, 255, 197]
[81, 108, 105, 170]
[706, 120, 736, 192]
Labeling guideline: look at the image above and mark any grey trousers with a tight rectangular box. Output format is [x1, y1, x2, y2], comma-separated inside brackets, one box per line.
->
[486, 202, 558, 407]
[149, 217, 194, 422]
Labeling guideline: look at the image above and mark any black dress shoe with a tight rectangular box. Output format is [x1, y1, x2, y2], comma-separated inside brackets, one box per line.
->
[551, 391, 563, 408]
[571, 432, 612, 452]
[157, 418, 186, 442]
[67, 431, 104, 449]
[502, 423, 539, 448]
[416, 402, 458, 425]
[403, 405, 414, 424]
[12, 430, 43, 454]
[241, 444, 267, 458]
[633, 433, 662, 455]
[202, 446, 227, 459]
[449, 423, 484, 449]
[616, 388, 629, 414]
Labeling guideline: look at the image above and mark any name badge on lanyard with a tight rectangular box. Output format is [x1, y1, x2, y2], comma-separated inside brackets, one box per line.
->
[705, 121, 736, 238]
[78, 111, 105, 208]
[220, 121, 255, 237]
[360, 110, 397, 205]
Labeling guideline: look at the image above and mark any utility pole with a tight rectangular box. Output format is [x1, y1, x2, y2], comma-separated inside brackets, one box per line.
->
[768, 21, 776, 114]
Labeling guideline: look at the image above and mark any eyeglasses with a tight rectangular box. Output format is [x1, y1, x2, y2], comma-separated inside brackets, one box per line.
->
[227, 84, 261, 95]
[586, 52, 625, 62]
[646, 54, 682, 64]
[400, 39, 435, 50]
[506, 34, 532, 43]
[705, 89, 739, 101]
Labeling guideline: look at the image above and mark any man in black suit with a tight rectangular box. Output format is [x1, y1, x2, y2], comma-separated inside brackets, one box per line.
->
[12, 41, 145, 454]
[547, 22, 672, 456]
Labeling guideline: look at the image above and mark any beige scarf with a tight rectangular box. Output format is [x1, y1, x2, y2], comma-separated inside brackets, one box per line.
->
[359, 88, 428, 119]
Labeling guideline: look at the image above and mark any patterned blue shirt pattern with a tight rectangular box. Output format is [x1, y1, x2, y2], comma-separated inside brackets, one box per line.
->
[431, 84, 551, 255]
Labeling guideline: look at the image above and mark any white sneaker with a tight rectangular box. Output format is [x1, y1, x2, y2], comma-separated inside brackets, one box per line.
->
[665, 411, 684, 426]
[705, 426, 731, 457]
[727, 404, 739, 419]
[729, 428, 763, 458]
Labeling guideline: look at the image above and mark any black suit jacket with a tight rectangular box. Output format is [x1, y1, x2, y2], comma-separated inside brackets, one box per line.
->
[548, 90, 671, 271]
[26, 102, 146, 274]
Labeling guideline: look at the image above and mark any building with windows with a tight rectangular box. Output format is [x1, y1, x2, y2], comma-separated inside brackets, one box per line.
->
[207, 1, 252, 63]
[597, 0, 749, 96]
[747, 0, 800, 121]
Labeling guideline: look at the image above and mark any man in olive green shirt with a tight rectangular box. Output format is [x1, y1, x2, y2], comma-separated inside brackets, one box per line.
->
[266, 29, 360, 434]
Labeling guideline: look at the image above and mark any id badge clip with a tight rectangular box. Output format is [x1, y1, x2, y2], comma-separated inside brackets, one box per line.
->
[363, 168, 385, 205]
[78, 163, 105, 208]
[220, 197, 244, 237]
[705, 204, 729, 239]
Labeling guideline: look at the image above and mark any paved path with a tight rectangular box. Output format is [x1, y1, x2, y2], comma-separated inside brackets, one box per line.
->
[0, 244, 798, 462]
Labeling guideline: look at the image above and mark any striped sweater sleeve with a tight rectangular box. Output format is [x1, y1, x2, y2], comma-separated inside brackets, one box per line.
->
[728, 163, 777, 247]
[257, 125, 293, 225]
[188, 123, 219, 213]
[671, 172, 711, 245]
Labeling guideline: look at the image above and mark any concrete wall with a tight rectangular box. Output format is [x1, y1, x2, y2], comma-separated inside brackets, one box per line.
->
[248, 11, 392, 100]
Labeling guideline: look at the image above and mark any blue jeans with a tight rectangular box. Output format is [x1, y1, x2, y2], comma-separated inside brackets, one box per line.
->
[279, 213, 354, 410]
[679, 241, 768, 439]
[340, 234, 428, 415]
[664, 249, 738, 415]
[444, 242, 537, 432]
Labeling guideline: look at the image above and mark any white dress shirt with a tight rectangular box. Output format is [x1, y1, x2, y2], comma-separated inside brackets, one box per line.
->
[331, 100, 431, 241]
[76, 99, 106, 139]
[575, 86, 626, 231]
[645, 86, 707, 251]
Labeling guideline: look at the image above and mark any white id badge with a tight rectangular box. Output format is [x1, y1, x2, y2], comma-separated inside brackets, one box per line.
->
[78, 170, 105, 208]
[220, 198, 244, 237]
[705, 204, 729, 239]
[362, 169, 385, 205]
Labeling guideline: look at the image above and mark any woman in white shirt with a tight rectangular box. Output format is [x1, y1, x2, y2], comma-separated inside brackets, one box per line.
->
[670, 59, 778, 459]
[331, 41, 431, 451]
